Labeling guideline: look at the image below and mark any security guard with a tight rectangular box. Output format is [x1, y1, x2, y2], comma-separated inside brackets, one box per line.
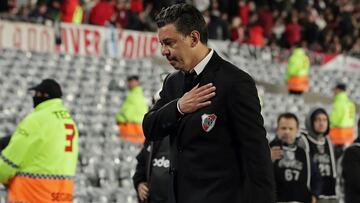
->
[329, 83, 356, 146]
[116, 75, 148, 144]
[286, 47, 310, 95]
[0, 79, 78, 203]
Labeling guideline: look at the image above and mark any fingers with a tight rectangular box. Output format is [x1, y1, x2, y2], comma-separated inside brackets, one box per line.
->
[189, 83, 216, 100]
[196, 100, 212, 109]
[138, 183, 149, 201]
[197, 91, 216, 103]
[193, 83, 216, 94]
[271, 147, 283, 161]
[140, 184, 149, 193]
[180, 83, 216, 113]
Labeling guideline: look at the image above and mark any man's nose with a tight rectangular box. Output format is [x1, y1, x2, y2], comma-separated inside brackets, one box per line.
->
[161, 46, 170, 56]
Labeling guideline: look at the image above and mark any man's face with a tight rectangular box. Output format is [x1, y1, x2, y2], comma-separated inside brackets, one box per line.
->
[313, 113, 328, 134]
[158, 24, 193, 71]
[277, 118, 299, 145]
[127, 79, 139, 90]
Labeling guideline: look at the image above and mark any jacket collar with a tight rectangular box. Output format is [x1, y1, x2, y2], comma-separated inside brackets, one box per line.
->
[34, 98, 62, 112]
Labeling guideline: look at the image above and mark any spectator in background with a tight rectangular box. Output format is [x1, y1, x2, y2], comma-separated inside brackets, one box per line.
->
[0, 0, 15, 16]
[270, 113, 321, 203]
[272, 15, 285, 43]
[61, 0, 82, 23]
[329, 83, 356, 156]
[116, 75, 148, 144]
[247, 22, 265, 47]
[319, 29, 334, 53]
[130, 0, 143, 14]
[258, 5, 273, 39]
[238, 0, 253, 26]
[114, 0, 130, 29]
[341, 35, 354, 53]
[342, 119, 360, 203]
[302, 108, 338, 203]
[29, 0, 49, 24]
[204, 1, 230, 40]
[47, 0, 62, 22]
[16, 4, 31, 21]
[193, 0, 210, 13]
[230, 17, 245, 44]
[350, 37, 360, 58]
[285, 47, 310, 95]
[284, 11, 302, 48]
[329, 36, 343, 54]
[302, 9, 320, 49]
[89, 0, 114, 26]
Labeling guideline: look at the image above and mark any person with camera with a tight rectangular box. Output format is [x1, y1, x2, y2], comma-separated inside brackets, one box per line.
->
[270, 113, 321, 203]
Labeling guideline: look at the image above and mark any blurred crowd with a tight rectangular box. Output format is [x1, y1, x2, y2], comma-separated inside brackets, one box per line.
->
[0, 0, 359, 55]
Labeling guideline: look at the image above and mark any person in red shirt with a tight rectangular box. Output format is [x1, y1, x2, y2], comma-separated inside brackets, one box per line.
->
[258, 5, 273, 39]
[238, 0, 254, 26]
[230, 17, 245, 44]
[248, 22, 265, 47]
[130, 0, 143, 14]
[61, 0, 80, 23]
[285, 12, 302, 48]
[114, 0, 129, 28]
[88, 0, 114, 26]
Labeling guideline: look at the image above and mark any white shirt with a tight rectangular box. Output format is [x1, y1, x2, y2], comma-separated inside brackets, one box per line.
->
[192, 49, 214, 75]
[177, 49, 214, 115]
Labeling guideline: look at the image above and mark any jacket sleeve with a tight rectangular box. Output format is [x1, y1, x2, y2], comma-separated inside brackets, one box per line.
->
[0, 116, 41, 184]
[116, 94, 131, 123]
[342, 146, 360, 192]
[330, 101, 343, 127]
[226, 78, 276, 203]
[142, 75, 181, 141]
[116, 88, 149, 123]
[286, 56, 299, 81]
[132, 141, 150, 191]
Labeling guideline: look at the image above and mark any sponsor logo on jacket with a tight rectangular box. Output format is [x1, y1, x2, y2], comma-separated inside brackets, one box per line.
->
[153, 156, 170, 168]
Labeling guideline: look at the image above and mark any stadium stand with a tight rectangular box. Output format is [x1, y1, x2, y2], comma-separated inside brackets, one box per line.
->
[2, 45, 355, 202]
[227, 43, 360, 105]
[0, 48, 167, 202]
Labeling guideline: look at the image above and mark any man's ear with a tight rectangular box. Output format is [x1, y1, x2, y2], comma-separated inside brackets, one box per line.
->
[190, 30, 201, 47]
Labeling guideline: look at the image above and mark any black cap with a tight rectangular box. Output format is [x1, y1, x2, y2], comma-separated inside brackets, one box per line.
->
[29, 79, 62, 98]
[127, 75, 139, 81]
[335, 83, 346, 91]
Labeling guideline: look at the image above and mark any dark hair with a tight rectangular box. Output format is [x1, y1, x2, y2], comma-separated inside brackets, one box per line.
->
[277, 112, 299, 128]
[155, 3, 208, 44]
[127, 75, 139, 81]
[335, 83, 346, 91]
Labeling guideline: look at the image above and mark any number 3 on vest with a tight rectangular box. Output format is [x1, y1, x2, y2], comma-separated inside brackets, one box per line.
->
[64, 124, 75, 152]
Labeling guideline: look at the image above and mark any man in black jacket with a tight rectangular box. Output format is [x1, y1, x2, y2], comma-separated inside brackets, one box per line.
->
[270, 112, 321, 203]
[133, 137, 170, 203]
[142, 3, 275, 203]
[302, 108, 338, 203]
[342, 119, 360, 203]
